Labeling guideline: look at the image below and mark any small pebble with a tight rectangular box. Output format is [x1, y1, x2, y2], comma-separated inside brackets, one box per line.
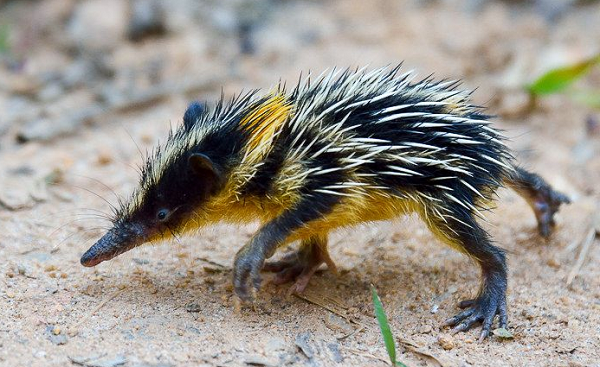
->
[492, 328, 514, 339]
[97, 151, 114, 165]
[438, 334, 455, 350]
[295, 332, 315, 359]
[521, 308, 535, 320]
[265, 337, 287, 353]
[0, 189, 35, 210]
[243, 355, 278, 366]
[546, 257, 560, 268]
[47, 325, 68, 345]
[186, 303, 202, 313]
[132, 258, 150, 265]
[419, 324, 433, 334]
[34, 350, 46, 358]
[45, 265, 58, 272]
[44, 168, 65, 185]
[128, 0, 167, 42]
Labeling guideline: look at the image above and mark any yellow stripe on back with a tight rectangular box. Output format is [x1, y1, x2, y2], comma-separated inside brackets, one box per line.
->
[225, 94, 293, 200]
[240, 94, 292, 164]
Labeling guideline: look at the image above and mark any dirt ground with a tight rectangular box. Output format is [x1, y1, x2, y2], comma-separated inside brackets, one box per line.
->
[1, 0, 599, 366]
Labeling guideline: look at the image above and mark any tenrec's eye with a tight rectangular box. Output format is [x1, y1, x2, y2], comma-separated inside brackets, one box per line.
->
[157, 209, 169, 221]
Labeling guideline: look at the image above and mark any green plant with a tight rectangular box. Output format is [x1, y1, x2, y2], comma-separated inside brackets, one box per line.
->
[528, 54, 600, 109]
[371, 285, 407, 367]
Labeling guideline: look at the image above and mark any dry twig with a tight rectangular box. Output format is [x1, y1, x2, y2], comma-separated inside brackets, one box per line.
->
[566, 227, 597, 286]
[68, 288, 126, 336]
[398, 337, 451, 367]
[342, 347, 390, 365]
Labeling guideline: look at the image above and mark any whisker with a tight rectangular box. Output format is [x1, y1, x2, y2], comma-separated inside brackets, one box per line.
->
[57, 183, 119, 217]
[69, 174, 122, 208]
[46, 218, 104, 238]
[121, 124, 145, 162]
[52, 226, 109, 251]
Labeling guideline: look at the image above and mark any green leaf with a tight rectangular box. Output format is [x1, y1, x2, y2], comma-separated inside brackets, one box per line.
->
[492, 327, 514, 339]
[528, 54, 600, 95]
[371, 285, 407, 367]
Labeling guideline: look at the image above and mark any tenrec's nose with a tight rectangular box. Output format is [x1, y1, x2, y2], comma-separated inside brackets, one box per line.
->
[80, 226, 139, 267]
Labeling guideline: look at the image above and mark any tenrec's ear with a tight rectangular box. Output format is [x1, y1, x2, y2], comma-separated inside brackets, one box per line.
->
[188, 153, 219, 179]
[183, 101, 204, 130]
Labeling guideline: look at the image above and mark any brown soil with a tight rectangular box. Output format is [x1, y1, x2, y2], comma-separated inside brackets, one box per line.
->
[1, 1, 599, 366]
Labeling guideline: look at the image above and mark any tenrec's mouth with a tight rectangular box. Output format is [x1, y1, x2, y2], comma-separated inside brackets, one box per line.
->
[80, 248, 120, 267]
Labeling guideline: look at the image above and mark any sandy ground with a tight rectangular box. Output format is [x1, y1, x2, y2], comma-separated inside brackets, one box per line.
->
[1, 0, 599, 366]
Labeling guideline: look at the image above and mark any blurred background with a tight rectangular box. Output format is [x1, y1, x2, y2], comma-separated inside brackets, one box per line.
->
[1, 0, 599, 141]
[0, 0, 599, 190]
[0, 1, 599, 366]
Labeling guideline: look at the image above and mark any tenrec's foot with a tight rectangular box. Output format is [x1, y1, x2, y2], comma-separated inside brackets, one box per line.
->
[263, 241, 337, 294]
[444, 294, 508, 341]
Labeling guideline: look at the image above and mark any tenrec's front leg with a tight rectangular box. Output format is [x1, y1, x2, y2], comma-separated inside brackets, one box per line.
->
[233, 194, 339, 302]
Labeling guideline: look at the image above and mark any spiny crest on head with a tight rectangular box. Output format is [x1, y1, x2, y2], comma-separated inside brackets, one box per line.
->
[119, 91, 260, 219]
[142, 90, 258, 181]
